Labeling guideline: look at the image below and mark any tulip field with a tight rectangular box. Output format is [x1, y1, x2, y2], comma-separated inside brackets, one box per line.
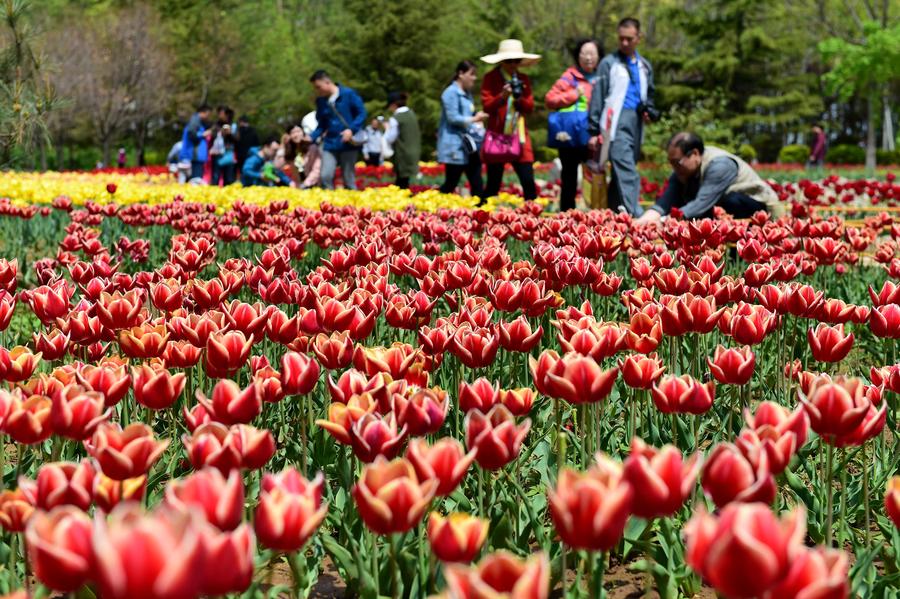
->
[0, 170, 900, 599]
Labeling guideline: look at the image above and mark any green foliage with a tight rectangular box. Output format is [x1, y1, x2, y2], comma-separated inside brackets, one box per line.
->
[641, 98, 735, 164]
[819, 21, 900, 100]
[876, 149, 900, 165]
[736, 143, 757, 163]
[778, 144, 810, 164]
[826, 144, 866, 164]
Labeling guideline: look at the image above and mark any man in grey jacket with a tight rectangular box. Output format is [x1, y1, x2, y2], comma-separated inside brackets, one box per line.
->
[588, 18, 657, 216]
[636, 132, 784, 222]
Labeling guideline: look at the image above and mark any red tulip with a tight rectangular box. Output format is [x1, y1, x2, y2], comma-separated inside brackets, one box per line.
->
[165, 467, 244, 531]
[231, 423, 275, 470]
[549, 454, 632, 551]
[807, 323, 854, 363]
[149, 278, 184, 313]
[352, 456, 437, 535]
[183, 422, 243, 473]
[196, 379, 262, 425]
[96, 290, 143, 331]
[93, 472, 146, 512]
[745, 401, 809, 449]
[199, 523, 255, 596]
[624, 438, 701, 518]
[799, 375, 869, 440]
[394, 386, 449, 436]
[763, 546, 849, 599]
[498, 316, 543, 352]
[685, 503, 805, 599]
[280, 351, 321, 395]
[255, 469, 327, 552]
[869, 303, 900, 338]
[0, 489, 34, 532]
[118, 324, 170, 359]
[720, 302, 778, 345]
[2, 346, 42, 383]
[701, 442, 776, 507]
[4, 392, 52, 444]
[444, 551, 550, 599]
[619, 352, 665, 389]
[541, 351, 619, 405]
[458, 377, 500, 413]
[87, 422, 170, 480]
[451, 325, 499, 369]
[625, 309, 662, 353]
[651, 375, 715, 415]
[77, 362, 131, 407]
[92, 504, 206, 599]
[20, 459, 94, 511]
[465, 405, 530, 470]
[886, 477, 900, 529]
[32, 329, 70, 361]
[428, 512, 489, 563]
[311, 332, 354, 369]
[50, 383, 109, 439]
[406, 437, 476, 496]
[205, 330, 252, 377]
[25, 506, 93, 592]
[498, 387, 535, 416]
[349, 412, 407, 463]
[707, 345, 755, 385]
[132, 363, 186, 410]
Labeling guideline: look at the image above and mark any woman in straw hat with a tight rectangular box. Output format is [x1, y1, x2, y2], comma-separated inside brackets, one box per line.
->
[480, 39, 540, 201]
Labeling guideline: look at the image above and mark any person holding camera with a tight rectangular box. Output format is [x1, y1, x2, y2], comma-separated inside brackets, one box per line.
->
[437, 60, 489, 201]
[480, 39, 540, 201]
[545, 38, 601, 211]
[587, 18, 658, 216]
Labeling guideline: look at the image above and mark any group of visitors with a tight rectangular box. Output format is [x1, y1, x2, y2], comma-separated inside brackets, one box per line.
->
[168, 16, 784, 219]
[435, 17, 783, 218]
[172, 73, 422, 191]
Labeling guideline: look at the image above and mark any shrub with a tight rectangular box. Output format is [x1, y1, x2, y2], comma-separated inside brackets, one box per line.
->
[825, 144, 865, 164]
[778, 144, 810, 164]
[737, 144, 757, 163]
[876, 149, 900, 166]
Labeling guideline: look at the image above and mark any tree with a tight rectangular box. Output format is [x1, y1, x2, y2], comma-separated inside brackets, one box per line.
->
[820, 20, 900, 168]
[0, 0, 60, 166]
[45, 3, 174, 166]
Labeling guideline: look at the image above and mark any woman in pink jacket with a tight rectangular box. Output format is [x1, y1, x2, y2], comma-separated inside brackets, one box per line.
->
[545, 39, 600, 211]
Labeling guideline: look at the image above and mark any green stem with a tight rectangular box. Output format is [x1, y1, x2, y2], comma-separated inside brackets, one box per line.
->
[389, 534, 400, 599]
[825, 440, 834, 546]
[863, 442, 871, 547]
[288, 551, 306, 599]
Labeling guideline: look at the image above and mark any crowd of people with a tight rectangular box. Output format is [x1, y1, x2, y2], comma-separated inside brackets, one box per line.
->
[166, 17, 788, 220]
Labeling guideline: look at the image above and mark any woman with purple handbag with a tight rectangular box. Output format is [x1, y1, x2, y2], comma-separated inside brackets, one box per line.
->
[480, 39, 541, 201]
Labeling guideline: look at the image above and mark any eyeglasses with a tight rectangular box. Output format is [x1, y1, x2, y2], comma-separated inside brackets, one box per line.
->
[668, 152, 693, 169]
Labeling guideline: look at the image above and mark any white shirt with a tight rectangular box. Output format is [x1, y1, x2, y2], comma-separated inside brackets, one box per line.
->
[384, 106, 409, 145]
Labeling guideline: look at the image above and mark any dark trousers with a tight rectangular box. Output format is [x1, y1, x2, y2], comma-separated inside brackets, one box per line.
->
[190, 161, 205, 180]
[440, 155, 484, 200]
[485, 161, 537, 200]
[670, 173, 767, 218]
[395, 175, 410, 189]
[211, 162, 236, 186]
[365, 153, 381, 167]
[558, 146, 589, 211]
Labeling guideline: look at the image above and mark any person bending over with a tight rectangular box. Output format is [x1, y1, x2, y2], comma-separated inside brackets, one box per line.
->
[636, 132, 784, 223]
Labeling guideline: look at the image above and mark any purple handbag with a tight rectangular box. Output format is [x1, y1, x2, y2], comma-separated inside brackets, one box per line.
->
[482, 129, 522, 164]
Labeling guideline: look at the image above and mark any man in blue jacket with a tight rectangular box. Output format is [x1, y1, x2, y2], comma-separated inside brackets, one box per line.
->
[179, 104, 212, 181]
[241, 138, 294, 187]
[308, 70, 367, 190]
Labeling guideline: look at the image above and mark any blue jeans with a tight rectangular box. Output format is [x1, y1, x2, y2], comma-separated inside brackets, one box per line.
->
[321, 149, 359, 190]
[190, 161, 205, 180]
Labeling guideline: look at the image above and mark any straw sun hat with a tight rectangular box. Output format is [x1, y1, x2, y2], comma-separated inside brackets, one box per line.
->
[480, 39, 541, 66]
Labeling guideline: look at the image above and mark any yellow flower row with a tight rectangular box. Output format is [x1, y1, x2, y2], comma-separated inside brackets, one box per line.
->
[0, 171, 542, 213]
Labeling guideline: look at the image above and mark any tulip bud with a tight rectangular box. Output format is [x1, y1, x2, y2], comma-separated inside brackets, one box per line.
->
[166, 468, 244, 531]
[465, 405, 530, 471]
[255, 469, 327, 552]
[428, 512, 488, 563]
[352, 456, 437, 535]
[26, 506, 93, 592]
[444, 550, 550, 599]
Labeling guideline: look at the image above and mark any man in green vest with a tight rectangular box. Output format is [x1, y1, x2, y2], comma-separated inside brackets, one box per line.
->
[636, 131, 785, 222]
[384, 91, 421, 189]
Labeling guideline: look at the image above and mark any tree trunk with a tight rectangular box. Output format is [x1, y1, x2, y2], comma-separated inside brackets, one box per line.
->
[866, 94, 877, 171]
[883, 91, 895, 151]
[134, 121, 147, 166]
[101, 136, 112, 167]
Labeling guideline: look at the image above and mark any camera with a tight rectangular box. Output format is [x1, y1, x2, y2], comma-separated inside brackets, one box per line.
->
[509, 73, 524, 99]
[637, 101, 661, 122]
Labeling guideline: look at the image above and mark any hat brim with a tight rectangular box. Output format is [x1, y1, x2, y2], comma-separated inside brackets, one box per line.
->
[479, 52, 541, 66]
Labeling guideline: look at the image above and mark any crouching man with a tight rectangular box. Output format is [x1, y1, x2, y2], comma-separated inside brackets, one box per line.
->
[636, 132, 784, 222]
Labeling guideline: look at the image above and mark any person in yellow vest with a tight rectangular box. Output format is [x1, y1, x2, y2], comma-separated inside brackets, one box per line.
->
[636, 132, 784, 223]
